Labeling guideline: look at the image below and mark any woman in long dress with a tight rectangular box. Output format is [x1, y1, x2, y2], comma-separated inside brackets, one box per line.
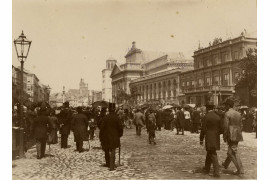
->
[48, 110, 59, 144]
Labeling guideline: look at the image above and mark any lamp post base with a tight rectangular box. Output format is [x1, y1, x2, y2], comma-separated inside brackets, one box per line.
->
[18, 128, 25, 158]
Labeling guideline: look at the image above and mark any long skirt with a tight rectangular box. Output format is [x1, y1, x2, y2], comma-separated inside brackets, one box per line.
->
[48, 129, 58, 144]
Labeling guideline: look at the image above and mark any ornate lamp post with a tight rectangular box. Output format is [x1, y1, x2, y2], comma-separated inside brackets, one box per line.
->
[14, 31, 32, 158]
[45, 85, 51, 103]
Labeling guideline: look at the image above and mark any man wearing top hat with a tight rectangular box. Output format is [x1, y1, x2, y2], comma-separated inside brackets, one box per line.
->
[200, 101, 223, 177]
[221, 98, 244, 177]
[59, 101, 73, 148]
[99, 103, 123, 171]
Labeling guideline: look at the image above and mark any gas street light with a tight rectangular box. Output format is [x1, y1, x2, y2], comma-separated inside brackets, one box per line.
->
[14, 31, 32, 158]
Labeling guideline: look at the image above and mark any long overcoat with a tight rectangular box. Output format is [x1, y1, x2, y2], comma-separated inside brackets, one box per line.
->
[59, 108, 72, 135]
[192, 110, 201, 124]
[99, 113, 123, 150]
[176, 110, 185, 128]
[33, 114, 50, 139]
[155, 110, 163, 127]
[134, 112, 145, 127]
[71, 113, 88, 142]
[200, 111, 222, 151]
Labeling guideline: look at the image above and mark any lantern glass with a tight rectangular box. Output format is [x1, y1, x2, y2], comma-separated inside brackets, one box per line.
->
[14, 31, 32, 62]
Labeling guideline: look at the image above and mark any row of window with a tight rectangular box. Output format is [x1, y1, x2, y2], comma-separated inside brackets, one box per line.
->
[182, 72, 239, 87]
[195, 51, 241, 69]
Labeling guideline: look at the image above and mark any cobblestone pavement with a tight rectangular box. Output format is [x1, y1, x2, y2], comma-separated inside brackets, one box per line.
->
[12, 128, 257, 180]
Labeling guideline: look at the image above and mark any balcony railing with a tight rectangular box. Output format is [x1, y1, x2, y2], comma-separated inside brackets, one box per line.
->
[183, 85, 234, 93]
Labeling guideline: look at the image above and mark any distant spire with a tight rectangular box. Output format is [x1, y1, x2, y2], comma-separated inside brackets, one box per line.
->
[198, 40, 201, 50]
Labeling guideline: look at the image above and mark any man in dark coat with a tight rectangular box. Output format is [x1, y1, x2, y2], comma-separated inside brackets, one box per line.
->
[192, 108, 201, 133]
[176, 107, 185, 135]
[71, 106, 88, 152]
[99, 103, 123, 171]
[200, 103, 222, 177]
[155, 108, 163, 131]
[33, 107, 50, 159]
[59, 101, 72, 148]
[147, 109, 157, 145]
[221, 99, 244, 177]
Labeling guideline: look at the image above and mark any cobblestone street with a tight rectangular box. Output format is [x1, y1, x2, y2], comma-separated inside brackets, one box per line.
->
[12, 128, 257, 180]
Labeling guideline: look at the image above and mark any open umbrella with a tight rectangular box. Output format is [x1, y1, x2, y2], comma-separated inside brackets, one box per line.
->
[92, 101, 109, 108]
[186, 104, 196, 108]
[170, 103, 180, 108]
[162, 105, 173, 110]
[239, 105, 248, 109]
[140, 104, 149, 109]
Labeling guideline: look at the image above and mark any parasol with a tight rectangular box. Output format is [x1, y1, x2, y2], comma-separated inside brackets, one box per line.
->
[92, 101, 109, 108]
[162, 105, 173, 110]
[239, 105, 248, 109]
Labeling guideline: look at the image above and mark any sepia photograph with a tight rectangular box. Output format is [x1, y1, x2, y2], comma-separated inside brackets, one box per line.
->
[8, 0, 259, 179]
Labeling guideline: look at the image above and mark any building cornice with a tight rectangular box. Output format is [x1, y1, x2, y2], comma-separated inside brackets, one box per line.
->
[193, 35, 257, 57]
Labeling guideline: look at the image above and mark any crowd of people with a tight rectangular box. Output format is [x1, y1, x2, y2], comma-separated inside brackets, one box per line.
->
[12, 100, 257, 175]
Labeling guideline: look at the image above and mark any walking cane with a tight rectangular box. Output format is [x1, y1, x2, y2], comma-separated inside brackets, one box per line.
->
[118, 145, 121, 166]
[87, 139, 91, 151]
[49, 143, 51, 158]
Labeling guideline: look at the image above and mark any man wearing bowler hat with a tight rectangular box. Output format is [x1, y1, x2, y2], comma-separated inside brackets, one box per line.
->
[99, 103, 123, 171]
[221, 98, 244, 177]
[200, 101, 222, 177]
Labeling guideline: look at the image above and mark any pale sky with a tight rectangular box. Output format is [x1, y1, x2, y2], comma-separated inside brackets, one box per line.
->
[12, 0, 257, 93]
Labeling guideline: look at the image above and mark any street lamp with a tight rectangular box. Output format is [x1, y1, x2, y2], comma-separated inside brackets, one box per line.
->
[14, 31, 32, 158]
[46, 85, 51, 103]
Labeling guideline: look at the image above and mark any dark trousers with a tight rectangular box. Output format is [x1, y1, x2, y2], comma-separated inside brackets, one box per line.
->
[76, 141, 83, 152]
[204, 150, 220, 175]
[136, 125, 142, 135]
[223, 141, 244, 174]
[176, 122, 184, 135]
[148, 130, 156, 144]
[61, 134, 68, 148]
[104, 148, 116, 170]
[89, 128, 95, 140]
[36, 138, 46, 158]
[192, 123, 200, 133]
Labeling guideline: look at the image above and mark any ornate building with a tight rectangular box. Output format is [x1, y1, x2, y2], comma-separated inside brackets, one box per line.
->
[50, 79, 91, 107]
[111, 41, 193, 104]
[180, 34, 257, 106]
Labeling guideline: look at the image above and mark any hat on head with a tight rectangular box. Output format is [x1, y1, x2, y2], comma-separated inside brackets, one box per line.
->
[224, 98, 234, 107]
[205, 101, 215, 110]
[63, 101, 69, 107]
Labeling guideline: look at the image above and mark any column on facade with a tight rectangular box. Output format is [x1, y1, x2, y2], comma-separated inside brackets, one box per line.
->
[153, 83, 156, 100]
[229, 68, 233, 86]
[171, 79, 175, 100]
[165, 81, 168, 101]
[145, 85, 148, 102]
[159, 82, 162, 100]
